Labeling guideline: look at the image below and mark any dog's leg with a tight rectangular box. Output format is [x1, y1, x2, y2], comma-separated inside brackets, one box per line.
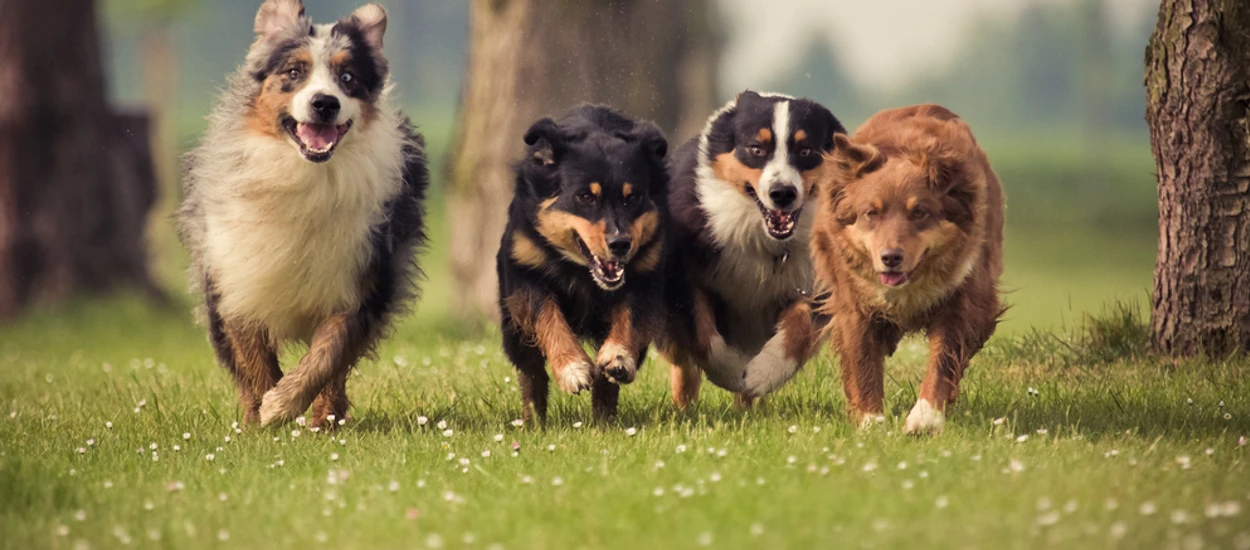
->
[310, 369, 350, 430]
[591, 372, 620, 424]
[669, 363, 703, 410]
[742, 300, 821, 397]
[220, 319, 281, 426]
[534, 298, 594, 394]
[596, 302, 649, 385]
[834, 312, 889, 429]
[907, 294, 999, 435]
[504, 328, 550, 424]
[260, 313, 369, 426]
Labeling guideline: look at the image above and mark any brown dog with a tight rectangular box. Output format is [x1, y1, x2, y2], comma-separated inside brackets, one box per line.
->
[810, 104, 1004, 434]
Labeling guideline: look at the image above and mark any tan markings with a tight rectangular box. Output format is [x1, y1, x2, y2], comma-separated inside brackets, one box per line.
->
[510, 233, 549, 269]
[589, 183, 602, 197]
[223, 321, 281, 425]
[260, 313, 370, 426]
[757, 128, 773, 143]
[330, 50, 351, 67]
[670, 363, 702, 410]
[906, 196, 919, 211]
[630, 210, 660, 252]
[622, 183, 633, 198]
[711, 152, 762, 198]
[871, 199, 884, 212]
[536, 205, 608, 263]
[632, 241, 663, 272]
[534, 298, 590, 370]
[246, 49, 311, 139]
[605, 302, 648, 353]
[777, 301, 817, 362]
[794, 129, 808, 143]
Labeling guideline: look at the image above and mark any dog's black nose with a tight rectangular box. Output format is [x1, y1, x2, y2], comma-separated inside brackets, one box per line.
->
[607, 236, 632, 258]
[881, 249, 904, 269]
[769, 185, 798, 208]
[311, 94, 340, 121]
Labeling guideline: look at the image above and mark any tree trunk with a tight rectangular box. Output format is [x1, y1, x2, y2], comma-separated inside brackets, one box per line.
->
[0, 0, 161, 319]
[446, 0, 719, 321]
[1145, 0, 1250, 356]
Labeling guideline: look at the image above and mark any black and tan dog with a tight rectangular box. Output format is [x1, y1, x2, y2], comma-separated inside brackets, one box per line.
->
[659, 91, 845, 407]
[497, 106, 669, 423]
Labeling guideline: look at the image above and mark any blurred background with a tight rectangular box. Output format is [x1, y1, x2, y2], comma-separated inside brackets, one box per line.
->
[1, 0, 1161, 335]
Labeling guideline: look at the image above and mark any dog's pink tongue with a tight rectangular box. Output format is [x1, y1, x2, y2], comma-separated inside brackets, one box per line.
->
[297, 123, 338, 151]
[879, 272, 907, 287]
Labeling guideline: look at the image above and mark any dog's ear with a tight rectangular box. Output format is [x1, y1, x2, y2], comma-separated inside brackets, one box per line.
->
[826, 134, 882, 182]
[255, 0, 306, 41]
[523, 118, 565, 166]
[349, 3, 388, 50]
[918, 145, 977, 228]
[630, 122, 668, 163]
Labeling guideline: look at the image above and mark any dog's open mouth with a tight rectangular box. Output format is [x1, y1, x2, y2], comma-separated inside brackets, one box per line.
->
[575, 237, 625, 291]
[283, 116, 352, 163]
[745, 185, 800, 240]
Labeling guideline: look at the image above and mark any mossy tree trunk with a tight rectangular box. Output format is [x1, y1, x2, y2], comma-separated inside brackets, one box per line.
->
[446, 0, 718, 321]
[1145, 0, 1250, 356]
[0, 0, 161, 319]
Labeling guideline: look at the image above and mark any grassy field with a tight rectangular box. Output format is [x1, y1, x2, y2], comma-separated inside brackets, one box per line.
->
[2, 293, 1248, 550]
[4, 137, 1245, 548]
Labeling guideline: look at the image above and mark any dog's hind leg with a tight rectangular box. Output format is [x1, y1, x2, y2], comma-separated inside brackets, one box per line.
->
[310, 369, 351, 430]
[591, 373, 620, 423]
[260, 313, 370, 426]
[220, 319, 281, 426]
[504, 325, 550, 425]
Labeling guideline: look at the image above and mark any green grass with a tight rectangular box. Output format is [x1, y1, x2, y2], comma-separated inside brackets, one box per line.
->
[1, 293, 1248, 550]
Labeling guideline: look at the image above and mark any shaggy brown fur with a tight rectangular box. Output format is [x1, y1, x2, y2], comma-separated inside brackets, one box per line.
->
[811, 104, 1004, 434]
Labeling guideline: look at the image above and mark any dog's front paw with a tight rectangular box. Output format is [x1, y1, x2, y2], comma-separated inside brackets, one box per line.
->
[259, 383, 313, 427]
[701, 335, 749, 392]
[741, 339, 797, 398]
[553, 358, 594, 394]
[596, 343, 637, 384]
[854, 411, 886, 431]
[904, 399, 945, 435]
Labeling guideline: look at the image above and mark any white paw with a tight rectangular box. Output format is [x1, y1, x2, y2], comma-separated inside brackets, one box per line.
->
[857, 413, 886, 431]
[904, 399, 945, 435]
[741, 331, 800, 397]
[259, 384, 311, 426]
[701, 335, 750, 392]
[555, 359, 594, 394]
[596, 343, 637, 384]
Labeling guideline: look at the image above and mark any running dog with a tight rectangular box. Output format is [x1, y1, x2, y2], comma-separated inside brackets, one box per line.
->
[659, 91, 845, 407]
[178, 0, 427, 428]
[497, 106, 669, 423]
[811, 104, 1004, 434]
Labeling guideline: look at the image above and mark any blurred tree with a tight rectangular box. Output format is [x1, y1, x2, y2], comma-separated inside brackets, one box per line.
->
[446, 0, 719, 320]
[1145, 0, 1250, 356]
[0, 0, 161, 318]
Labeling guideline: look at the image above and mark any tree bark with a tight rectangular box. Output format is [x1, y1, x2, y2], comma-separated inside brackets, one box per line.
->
[1145, 0, 1250, 356]
[0, 0, 161, 319]
[447, 0, 719, 321]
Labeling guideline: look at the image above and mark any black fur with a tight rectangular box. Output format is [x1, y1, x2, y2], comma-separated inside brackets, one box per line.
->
[497, 105, 670, 423]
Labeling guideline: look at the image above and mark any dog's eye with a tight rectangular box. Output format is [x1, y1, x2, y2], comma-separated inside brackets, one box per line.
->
[747, 145, 766, 157]
[865, 209, 879, 219]
[340, 72, 354, 84]
[286, 68, 303, 80]
[797, 147, 813, 158]
[623, 194, 641, 206]
[576, 191, 597, 205]
[910, 209, 929, 221]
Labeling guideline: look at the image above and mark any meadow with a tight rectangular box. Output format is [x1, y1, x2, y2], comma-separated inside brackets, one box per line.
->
[2, 142, 1248, 549]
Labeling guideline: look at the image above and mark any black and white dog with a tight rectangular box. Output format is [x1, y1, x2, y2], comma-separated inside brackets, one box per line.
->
[178, 0, 427, 428]
[659, 91, 845, 406]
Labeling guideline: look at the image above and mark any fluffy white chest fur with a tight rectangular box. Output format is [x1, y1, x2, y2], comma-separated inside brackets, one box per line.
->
[695, 167, 814, 352]
[202, 126, 404, 342]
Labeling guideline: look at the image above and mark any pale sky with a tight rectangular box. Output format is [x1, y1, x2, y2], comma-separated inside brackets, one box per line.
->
[718, 0, 1160, 92]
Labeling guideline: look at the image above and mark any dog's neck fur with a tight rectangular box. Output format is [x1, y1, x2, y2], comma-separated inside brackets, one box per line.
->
[193, 73, 409, 341]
